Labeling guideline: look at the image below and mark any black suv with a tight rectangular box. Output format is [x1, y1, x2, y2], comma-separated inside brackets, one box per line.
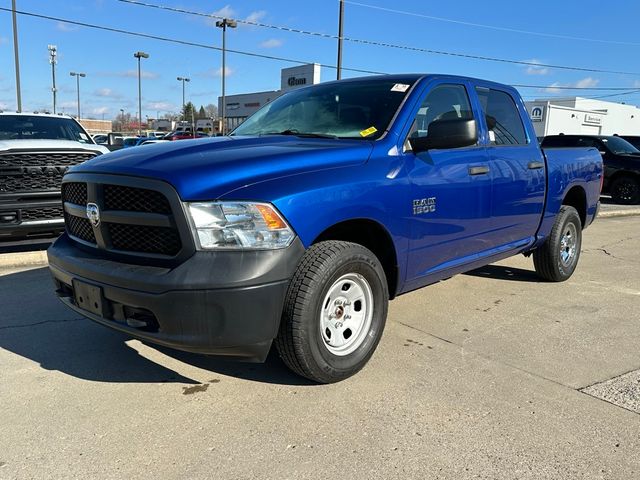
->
[542, 134, 640, 204]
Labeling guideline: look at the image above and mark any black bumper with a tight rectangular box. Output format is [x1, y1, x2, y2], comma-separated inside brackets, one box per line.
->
[0, 196, 64, 242]
[48, 234, 305, 361]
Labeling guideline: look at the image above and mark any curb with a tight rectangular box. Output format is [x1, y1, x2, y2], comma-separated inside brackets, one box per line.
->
[0, 251, 48, 269]
[598, 208, 640, 219]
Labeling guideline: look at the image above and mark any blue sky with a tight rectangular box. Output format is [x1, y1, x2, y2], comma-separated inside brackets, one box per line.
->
[1, 0, 639, 119]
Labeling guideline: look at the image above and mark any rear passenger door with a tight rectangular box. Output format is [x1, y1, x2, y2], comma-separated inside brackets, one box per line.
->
[475, 86, 546, 248]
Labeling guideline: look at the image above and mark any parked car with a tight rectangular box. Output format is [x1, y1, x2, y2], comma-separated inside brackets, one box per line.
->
[542, 134, 640, 204]
[163, 131, 207, 141]
[92, 134, 108, 144]
[0, 112, 108, 242]
[48, 74, 602, 382]
[122, 137, 140, 148]
[619, 135, 640, 151]
[140, 139, 169, 146]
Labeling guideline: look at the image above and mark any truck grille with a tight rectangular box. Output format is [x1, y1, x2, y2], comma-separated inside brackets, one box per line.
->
[61, 182, 88, 205]
[104, 185, 171, 214]
[62, 179, 184, 258]
[0, 151, 96, 168]
[0, 151, 97, 194]
[1, 173, 63, 193]
[21, 206, 64, 221]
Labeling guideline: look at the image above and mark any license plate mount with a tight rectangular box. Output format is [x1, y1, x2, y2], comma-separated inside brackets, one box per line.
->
[72, 279, 108, 317]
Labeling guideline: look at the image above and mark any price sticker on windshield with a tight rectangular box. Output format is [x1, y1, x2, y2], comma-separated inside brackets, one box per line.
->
[360, 126, 378, 137]
[391, 83, 410, 92]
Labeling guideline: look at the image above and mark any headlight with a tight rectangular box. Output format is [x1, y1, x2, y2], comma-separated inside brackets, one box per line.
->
[187, 202, 295, 250]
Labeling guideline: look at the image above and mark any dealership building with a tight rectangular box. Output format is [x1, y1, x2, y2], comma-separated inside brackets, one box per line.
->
[525, 97, 640, 137]
[218, 63, 322, 131]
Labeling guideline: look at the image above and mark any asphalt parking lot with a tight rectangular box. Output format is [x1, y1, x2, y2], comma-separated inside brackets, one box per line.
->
[0, 216, 639, 480]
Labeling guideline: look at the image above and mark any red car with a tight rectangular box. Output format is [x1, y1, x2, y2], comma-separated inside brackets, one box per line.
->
[163, 131, 209, 141]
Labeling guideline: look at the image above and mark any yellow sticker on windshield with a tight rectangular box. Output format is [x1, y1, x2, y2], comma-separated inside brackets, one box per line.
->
[360, 126, 378, 137]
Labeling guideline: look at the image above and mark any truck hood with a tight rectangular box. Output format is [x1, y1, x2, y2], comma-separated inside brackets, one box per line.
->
[0, 139, 109, 154]
[72, 135, 374, 200]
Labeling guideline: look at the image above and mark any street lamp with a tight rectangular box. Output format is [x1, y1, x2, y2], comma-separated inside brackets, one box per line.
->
[48, 45, 57, 114]
[119, 108, 125, 132]
[215, 18, 236, 135]
[177, 76, 190, 121]
[133, 51, 149, 136]
[69, 71, 86, 120]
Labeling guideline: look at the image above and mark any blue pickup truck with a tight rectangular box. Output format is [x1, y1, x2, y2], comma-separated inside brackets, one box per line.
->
[48, 74, 602, 383]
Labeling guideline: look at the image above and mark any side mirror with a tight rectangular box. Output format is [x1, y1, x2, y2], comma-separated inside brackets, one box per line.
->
[409, 118, 477, 154]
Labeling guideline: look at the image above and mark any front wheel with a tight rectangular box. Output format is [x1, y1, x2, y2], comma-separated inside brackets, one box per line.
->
[533, 206, 582, 282]
[275, 241, 389, 383]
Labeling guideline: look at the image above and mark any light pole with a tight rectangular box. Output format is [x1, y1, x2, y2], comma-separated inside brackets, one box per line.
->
[215, 18, 236, 135]
[133, 51, 149, 136]
[48, 45, 57, 114]
[120, 108, 125, 132]
[337, 0, 344, 80]
[177, 76, 190, 120]
[69, 72, 86, 120]
[11, 0, 22, 112]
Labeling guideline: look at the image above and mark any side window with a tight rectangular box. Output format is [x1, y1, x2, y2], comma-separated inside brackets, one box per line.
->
[408, 84, 473, 139]
[476, 88, 528, 146]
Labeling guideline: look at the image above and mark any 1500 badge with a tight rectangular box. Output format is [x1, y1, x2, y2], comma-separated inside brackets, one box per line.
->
[413, 197, 436, 215]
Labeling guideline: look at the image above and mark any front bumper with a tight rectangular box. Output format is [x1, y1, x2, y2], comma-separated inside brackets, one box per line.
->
[0, 196, 65, 241]
[48, 234, 305, 361]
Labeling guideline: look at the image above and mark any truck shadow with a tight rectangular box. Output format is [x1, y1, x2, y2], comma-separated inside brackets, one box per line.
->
[0, 266, 310, 386]
[465, 264, 542, 283]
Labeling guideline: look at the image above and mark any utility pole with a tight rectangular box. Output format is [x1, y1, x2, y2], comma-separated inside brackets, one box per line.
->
[215, 18, 237, 135]
[337, 0, 344, 80]
[134, 51, 149, 136]
[12, 0, 22, 112]
[177, 76, 190, 120]
[48, 45, 57, 114]
[69, 72, 86, 120]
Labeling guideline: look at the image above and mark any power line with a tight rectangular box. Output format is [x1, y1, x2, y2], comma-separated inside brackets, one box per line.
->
[344, 1, 640, 47]
[2, 6, 638, 97]
[521, 89, 640, 102]
[0, 6, 384, 76]
[513, 84, 639, 91]
[115, 0, 640, 77]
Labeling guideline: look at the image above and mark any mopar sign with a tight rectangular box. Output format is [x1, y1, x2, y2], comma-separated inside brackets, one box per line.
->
[530, 106, 544, 122]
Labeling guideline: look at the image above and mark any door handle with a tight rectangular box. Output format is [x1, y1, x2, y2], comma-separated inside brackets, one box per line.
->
[528, 161, 545, 170]
[469, 166, 490, 176]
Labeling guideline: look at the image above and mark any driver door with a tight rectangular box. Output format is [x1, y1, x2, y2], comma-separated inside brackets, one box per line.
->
[403, 82, 493, 286]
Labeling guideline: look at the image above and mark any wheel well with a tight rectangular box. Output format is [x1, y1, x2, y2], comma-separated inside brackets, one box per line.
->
[313, 219, 399, 299]
[562, 186, 587, 227]
[608, 170, 640, 186]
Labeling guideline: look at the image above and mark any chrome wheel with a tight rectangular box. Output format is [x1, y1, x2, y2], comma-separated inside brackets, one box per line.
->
[320, 273, 374, 356]
[559, 222, 578, 267]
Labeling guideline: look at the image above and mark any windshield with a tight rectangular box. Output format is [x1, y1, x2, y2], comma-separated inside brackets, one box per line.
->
[0, 115, 93, 144]
[231, 78, 417, 140]
[602, 136, 640, 155]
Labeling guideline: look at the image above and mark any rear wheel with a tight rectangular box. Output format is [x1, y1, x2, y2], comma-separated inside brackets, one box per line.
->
[533, 206, 582, 282]
[275, 241, 388, 383]
[610, 175, 640, 204]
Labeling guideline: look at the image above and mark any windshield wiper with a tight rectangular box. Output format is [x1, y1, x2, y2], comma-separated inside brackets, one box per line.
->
[263, 129, 338, 139]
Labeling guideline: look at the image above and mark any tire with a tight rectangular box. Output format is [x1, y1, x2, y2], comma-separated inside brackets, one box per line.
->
[275, 241, 389, 383]
[610, 175, 640, 205]
[533, 206, 582, 282]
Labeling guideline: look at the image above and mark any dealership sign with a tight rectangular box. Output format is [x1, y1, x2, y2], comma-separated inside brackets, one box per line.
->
[583, 113, 602, 125]
[530, 105, 544, 122]
[281, 64, 321, 91]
